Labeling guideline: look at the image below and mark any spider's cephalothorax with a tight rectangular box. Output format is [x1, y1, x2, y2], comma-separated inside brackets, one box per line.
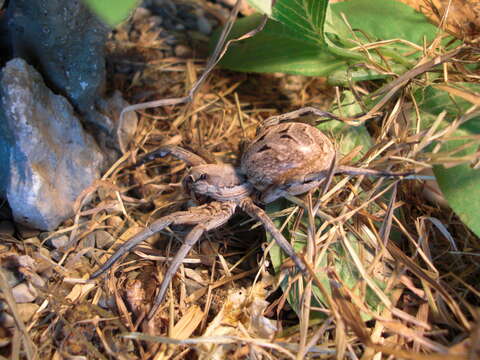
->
[182, 164, 252, 202]
[91, 120, 409, 319]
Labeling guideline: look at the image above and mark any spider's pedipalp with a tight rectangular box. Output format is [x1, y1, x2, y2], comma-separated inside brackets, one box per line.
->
[239, 197, 307, 274]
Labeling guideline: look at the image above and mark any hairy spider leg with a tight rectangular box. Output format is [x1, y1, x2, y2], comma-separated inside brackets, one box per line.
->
[135, 145, 209, 168]
[148, 201, 236, 319]
[335, 165, 413, 178]
[90, 201, 237, 318]
[239, 198, 307, 274]
[90, 203, 233, 279]
[90, 215, 177, 279]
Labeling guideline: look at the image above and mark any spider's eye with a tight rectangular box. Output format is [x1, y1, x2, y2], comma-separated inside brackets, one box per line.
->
[199, 173, 209, 181]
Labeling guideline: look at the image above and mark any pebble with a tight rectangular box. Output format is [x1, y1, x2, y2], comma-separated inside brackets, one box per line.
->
[106, 215, 123, 229]
[93, 230, 115, 249]
[175, 23, 185, 31]
[50, 234, 69, 249]
[83, 232, 96, 250]
[196, 12, 212, 35]
[17, 303, 40, 323]
[0, 221, 15, 236]
[2, 268, 23, 288]
[0, 311, 14, 328]
[132, 7, 151, 22]
[149, 15, 163, 27]
[0, 326, 11, 346]
[0, 302, 39, 328]
[11, 282, 37, 303]
[174, 44, 192, 58]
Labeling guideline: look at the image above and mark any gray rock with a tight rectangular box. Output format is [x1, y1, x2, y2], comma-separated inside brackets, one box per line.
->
[1, 267, 22, 288]
[196, 12, 212, 35]
[174, 44, 192, 58]
[49, 235, 69, 249]
[16, 303, 39, 323]
[95, 91, 138, 154]
[92, 230, 114, 250]
[0, 59, 105, 230]
[6, 0, 109, 115]
[11, 282, 37, 303]
[132, 7, 151, 22]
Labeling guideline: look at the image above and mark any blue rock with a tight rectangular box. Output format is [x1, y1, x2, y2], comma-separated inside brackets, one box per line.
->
[6, 0, 110, 116]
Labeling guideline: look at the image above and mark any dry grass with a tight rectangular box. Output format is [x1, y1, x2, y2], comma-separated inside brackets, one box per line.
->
[1, 1, 480, 359]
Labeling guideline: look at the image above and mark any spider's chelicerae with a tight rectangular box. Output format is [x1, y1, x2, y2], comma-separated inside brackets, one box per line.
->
[91, 119, 410, 319]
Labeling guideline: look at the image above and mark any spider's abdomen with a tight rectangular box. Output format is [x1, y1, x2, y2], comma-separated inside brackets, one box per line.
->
[241, 122, 335, 194]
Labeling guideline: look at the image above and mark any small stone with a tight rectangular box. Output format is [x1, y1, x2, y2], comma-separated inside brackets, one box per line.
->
[16, 224, 40, 239]
[32, 251, 53, 275]
[17, 303, 40, 323]
[149, 16, 163, 27]
[50, 250, 63, 262]
[0, 326, 12, 346]
[196, 13, 212, 35]
[50, 235, 69, 249]
[0, 311, 14, 328]
[11, 282, 37, 303]
[23, 271, 45, 288]
[93, 230, 114, 249]
[0, 221, 14, 236]
[83, 233, 96, 250]
[174, 44, 192, 58]
[1, 268, 23, 288]
[97, 294, 116, 310]
[174, 23, 185, 31]
[106, 215, 123, 230]
[132, 7, 151, 22]
[95, 91, 138, 153]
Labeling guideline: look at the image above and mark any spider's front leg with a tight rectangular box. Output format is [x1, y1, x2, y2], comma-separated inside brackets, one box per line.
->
[260, 106, 341, 130]
[239, 197, 308, 274]
[89, 201, 236, 319]
[135, 145, 209, 167]
[335, 165, 413, 178]
[147, 200, 236, 318]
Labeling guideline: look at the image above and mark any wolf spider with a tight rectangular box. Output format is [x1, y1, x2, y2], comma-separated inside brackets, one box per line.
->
[91, 116, 410, 319]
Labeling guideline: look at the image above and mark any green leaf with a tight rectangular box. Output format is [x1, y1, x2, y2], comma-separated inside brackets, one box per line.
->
[218, 13, 347, 76]
[269, 209, 383, 319]
[247, 0, 273, 16]
[271, 0, 328, 44]
[331, 0, 438, 47]
[218, 0, 440, 79]
[415, 84, 480, 237]
[319, 91, 373, 157]
[84, 0, 139, 27]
